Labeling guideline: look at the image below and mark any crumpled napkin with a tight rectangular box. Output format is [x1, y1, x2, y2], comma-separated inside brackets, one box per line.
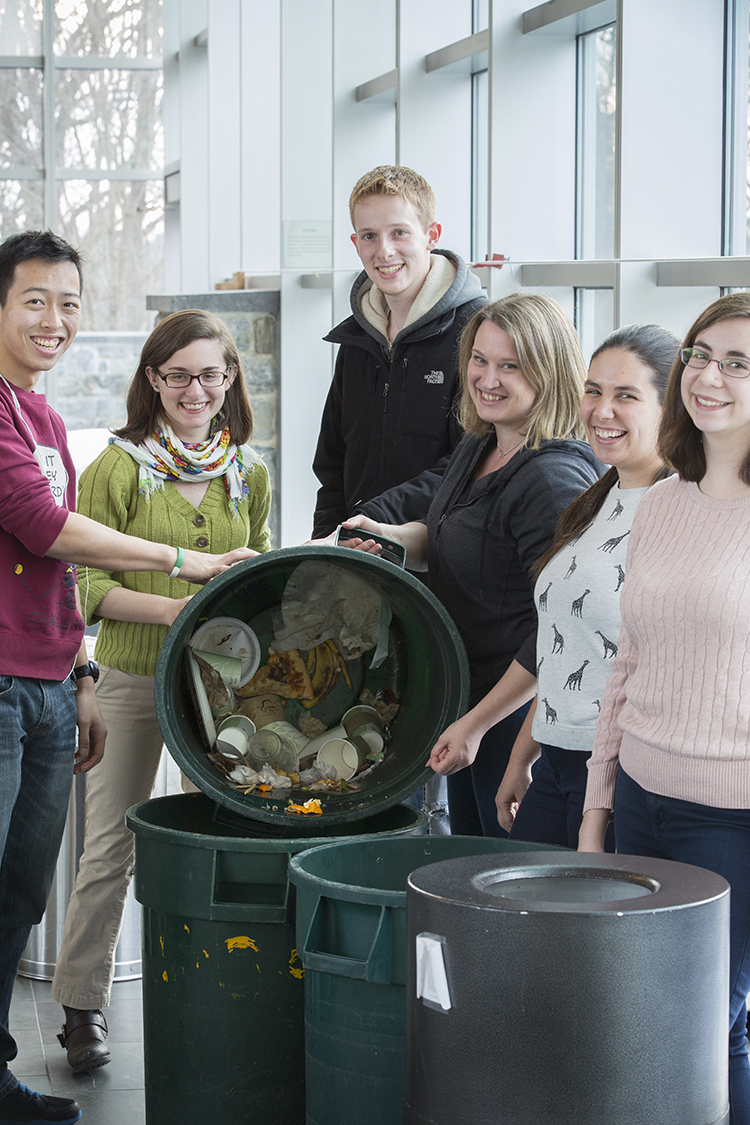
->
[270, 561, 390, 667]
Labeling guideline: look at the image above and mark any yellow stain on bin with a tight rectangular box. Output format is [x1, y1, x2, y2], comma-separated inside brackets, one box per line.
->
[203, 950, 209, 958]
[184, 924, 190, 933]
[159, 936, 164, 954]
[162, 970, 168, 982]
[218, 981, 245, 1000]
[226, 936, 259, 953]
[289, 949, 304, 980]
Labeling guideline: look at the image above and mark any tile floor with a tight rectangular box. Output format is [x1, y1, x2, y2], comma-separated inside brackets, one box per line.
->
[9, 975, 146, 1125]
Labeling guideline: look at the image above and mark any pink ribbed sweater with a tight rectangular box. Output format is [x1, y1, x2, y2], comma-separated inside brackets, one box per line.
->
[584, 474, 750, 812]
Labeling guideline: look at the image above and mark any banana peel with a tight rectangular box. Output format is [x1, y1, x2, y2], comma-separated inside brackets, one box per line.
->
[303, 638, 347, 709]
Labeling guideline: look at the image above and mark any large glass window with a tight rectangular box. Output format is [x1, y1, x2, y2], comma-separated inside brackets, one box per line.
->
[575, 22, 616, 354]
[747, 23, 750, 254]
[471, 67, 488, 263]
[575, 23, 616, 260]
[0, 0, 164, 330]
[0, 3, 43, 54]
[470, 0, 489, 263]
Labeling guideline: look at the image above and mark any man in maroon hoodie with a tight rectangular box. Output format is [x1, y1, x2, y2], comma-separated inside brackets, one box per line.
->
[0, 231, 253, 1125]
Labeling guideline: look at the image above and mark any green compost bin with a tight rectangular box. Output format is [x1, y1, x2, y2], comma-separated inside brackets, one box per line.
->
[135, 546, 469, 1124]
[127, 793, 427, 1125]
[288, 835, 561, 1125]
[154, 545, 469, 826]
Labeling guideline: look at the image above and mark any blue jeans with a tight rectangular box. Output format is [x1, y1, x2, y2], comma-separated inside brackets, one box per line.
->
[615, 768, 750, 1125]
[0, 675, 77, 1095]
[447, 702, 531, 837]
[509, 744, 615, 851]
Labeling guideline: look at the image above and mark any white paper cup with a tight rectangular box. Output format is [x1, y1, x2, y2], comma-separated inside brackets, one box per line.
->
[215, 726, 250, 761]
[316, 737, 361, 781]
[218, 714, 257, 737]
[303, 725, 347, 758]
[348, 723, 384, 755]
[342, 705, 384, 734]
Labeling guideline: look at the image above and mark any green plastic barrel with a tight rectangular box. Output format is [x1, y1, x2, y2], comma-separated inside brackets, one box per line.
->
[288, 836, 561, 1125]
[127, 793, 427, 1125]
[155, 545, 469, 827]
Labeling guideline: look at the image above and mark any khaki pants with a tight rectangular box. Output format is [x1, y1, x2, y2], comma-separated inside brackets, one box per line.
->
[51, 666, 164, 1010]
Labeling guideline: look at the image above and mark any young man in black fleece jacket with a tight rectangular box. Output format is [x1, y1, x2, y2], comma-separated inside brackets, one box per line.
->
[311, 165, 486, 538]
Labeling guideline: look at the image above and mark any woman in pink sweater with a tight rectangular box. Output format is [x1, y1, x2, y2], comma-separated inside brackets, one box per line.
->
[580, 292, 750, 1123]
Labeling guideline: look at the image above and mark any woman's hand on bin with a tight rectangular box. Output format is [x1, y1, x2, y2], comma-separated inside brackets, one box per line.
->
[340, 516, 388, 554]
[163, 595, 194, 626]
[301, 517, 385, 551]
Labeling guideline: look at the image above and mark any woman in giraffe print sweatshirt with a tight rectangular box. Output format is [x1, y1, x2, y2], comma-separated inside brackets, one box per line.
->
[579, 294, 750, 1124]
[495, 323, 678, 849]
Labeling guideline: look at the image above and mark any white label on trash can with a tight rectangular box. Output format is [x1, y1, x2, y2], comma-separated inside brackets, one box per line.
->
[416, 932, 452, 1012]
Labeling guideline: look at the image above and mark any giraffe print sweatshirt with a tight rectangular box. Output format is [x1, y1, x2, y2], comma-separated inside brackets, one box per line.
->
[585, 474, 750, 812]
[531, 482, 647, 751]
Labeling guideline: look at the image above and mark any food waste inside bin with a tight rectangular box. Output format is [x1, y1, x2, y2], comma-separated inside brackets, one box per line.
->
[155, 545, 469, 829]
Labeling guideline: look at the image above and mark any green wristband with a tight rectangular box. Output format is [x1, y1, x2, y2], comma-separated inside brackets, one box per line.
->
[169, 546, 185, 578]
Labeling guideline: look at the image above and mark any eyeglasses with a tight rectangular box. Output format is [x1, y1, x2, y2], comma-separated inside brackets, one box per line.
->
[154, 367, 235, 389]
[680, 348, 750, 379]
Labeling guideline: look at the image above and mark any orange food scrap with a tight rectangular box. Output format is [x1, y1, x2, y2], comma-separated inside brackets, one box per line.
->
[286, 798, 323, 816]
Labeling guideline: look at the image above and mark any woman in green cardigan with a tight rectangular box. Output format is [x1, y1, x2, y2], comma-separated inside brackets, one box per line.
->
[51, 309, 272, 1072]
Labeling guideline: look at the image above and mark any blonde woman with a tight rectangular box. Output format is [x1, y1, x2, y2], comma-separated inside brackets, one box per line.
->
[345, 294, 600, 834]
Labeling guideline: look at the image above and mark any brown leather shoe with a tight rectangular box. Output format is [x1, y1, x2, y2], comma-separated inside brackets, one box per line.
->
[57, 1008, 111, 1073]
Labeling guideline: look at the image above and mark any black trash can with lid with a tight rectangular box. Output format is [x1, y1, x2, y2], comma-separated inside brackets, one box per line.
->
[405, 851, 730, 1125]
[288, 835, 562, 1125]
[128, 545, 469, 1125]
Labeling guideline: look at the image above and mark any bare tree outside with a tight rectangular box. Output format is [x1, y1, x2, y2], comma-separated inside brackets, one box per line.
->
[0, 0, 164, 331]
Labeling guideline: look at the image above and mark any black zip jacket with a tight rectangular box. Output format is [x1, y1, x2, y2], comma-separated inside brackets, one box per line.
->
[311, 249, 486, 537]
[426, 433, 602, 706]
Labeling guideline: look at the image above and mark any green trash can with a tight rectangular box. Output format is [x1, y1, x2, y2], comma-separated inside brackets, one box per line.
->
[133, 545, 469, 1124]
[288, 836, 561, 1125]
[127, 793, 427, 1125]
[154, 545, 469, 826]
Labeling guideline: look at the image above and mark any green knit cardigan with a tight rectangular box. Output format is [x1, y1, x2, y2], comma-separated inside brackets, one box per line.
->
[78, 442, 272, 676]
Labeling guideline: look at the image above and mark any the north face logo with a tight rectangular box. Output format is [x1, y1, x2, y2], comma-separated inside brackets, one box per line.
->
[424, 371, 444, 384]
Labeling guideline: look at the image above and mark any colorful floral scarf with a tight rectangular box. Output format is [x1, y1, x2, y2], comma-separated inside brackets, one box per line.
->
[110, 417, 250, 519]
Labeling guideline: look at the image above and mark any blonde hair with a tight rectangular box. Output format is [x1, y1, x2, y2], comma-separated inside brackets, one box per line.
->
[457, 294, 587, 447]
[349, 165, 436, 232]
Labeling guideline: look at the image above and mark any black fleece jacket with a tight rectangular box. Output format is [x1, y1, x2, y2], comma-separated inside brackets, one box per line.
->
[312, 249, 486, 537]
[426, 433, 602, 706]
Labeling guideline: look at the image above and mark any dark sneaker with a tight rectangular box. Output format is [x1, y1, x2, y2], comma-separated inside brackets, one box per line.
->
[0, 1083, 81, 1124]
